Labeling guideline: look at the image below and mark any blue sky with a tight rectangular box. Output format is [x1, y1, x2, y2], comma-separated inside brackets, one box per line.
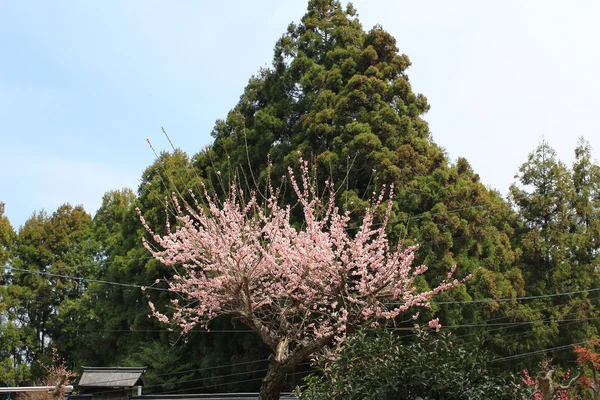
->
[1, 1, 599, 229]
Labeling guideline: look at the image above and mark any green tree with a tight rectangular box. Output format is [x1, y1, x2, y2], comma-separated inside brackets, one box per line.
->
[8, 204, 99, 375]
[193, 0, 520, 342]
[510, 141, 576, 292]
[195, 0, 434, 192]
[507, 140, 600, 357]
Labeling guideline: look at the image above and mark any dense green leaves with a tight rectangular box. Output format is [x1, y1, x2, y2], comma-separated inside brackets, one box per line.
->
[0, 204, 99, 384]
[193, 0, 523, 338]
[2, 0, 600, 396]
[297, 328, 522, 400]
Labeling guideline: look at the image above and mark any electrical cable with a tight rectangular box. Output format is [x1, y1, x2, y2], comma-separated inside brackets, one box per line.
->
[491, 339, 598, 363]
[153, 368, 316, 395]
[84, 359, 272, 394]
[6, 263, 600, 307]
[1, 266, 169, 292]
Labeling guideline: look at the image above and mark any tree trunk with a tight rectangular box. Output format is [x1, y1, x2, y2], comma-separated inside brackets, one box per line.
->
[257, 336, 335, 400]
[259, 361, 288, 400]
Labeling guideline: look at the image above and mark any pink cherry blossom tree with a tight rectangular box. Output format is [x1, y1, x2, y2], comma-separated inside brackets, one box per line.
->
[139, 160, 468, 400]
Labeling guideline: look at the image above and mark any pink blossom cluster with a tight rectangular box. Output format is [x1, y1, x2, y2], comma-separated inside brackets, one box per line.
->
[428, 318, 441, 332]
[139, 159, 468, 352]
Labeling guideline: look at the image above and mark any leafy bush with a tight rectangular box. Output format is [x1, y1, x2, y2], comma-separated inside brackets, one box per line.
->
[297, 327, 523, 400]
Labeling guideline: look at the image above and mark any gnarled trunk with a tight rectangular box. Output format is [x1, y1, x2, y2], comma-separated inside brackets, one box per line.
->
[259, 361, 288, 400]
[258, 335, 335, 400]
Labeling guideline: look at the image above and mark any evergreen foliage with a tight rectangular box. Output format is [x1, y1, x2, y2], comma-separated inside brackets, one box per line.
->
[1, 0, 600, 396]
[297, 327, 523, 400]
[194, 0, 521, 335]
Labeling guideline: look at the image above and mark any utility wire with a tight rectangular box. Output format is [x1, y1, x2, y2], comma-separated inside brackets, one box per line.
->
[41, 328, 256, 333]
[88, 368, 269, 396]
[480, 316, 600, 344]
[84, 359, 272, 393]
[80, 321, 600, 392]
[0, 266, 169, 292]
[33, 299, 600, 336]
[88, 363, 312, 396]
[0, 206, 534, 300]
[491, 339, 598, 363]
[454, 292, 600, 327]
[417, 285, 600, 306]
[154, 368, 315, 395]
[6, 264, 600, 306]
[391, 315, 600, 332]
[36, 313, 600, 335]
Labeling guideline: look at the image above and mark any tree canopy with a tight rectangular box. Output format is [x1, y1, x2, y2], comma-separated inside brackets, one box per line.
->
[2, 0, 600, 397]
[140, 158, 467, 399]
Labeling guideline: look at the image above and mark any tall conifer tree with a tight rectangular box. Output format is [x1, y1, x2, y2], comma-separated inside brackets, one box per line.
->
[194, 0, 520, 332]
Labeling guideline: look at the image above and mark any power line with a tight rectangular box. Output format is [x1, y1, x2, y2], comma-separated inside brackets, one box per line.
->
[41, 328, 256, 333]
[151, 359, 269, 378]
[88, 363, 312, 396]
[455, 315, 600, 342]
[38, 312, 600, 336]
[88, 368, 269, 396]
[7, 264, 600, 307]
[480, 316, 600, 344]
[0, 206, 535, 303]
[423, 285, 600, 306]
[85, 359, 272, 393]
[457, 292, 600, 326]
[491, 339, 598, 363]
[154, 368, 315, 395]
[394, 315, 600, 332]
[1, 266, 169, 292]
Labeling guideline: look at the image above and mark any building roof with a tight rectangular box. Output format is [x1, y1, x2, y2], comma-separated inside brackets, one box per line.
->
[79, 367, 147, 388]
